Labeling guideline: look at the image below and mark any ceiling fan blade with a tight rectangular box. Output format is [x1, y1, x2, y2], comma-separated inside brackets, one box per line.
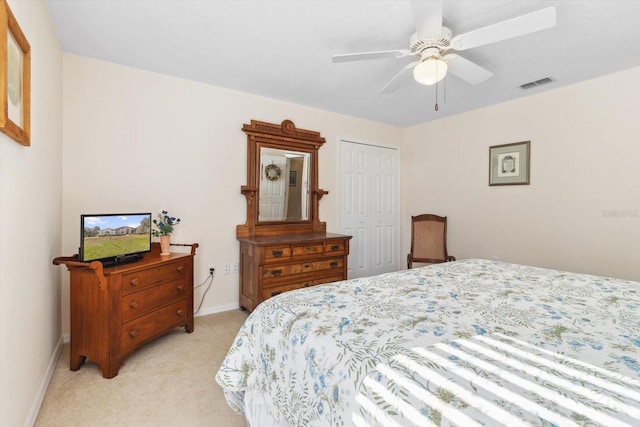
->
[379, 61, 419, 94]
[332, 50, 411, 63]
[444, 54, 493, 85]
[411, 0, 443, 40]
[450, 7, 556, 51]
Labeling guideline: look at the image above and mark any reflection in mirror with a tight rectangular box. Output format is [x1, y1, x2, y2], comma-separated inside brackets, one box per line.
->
[259, 148, 311, 222]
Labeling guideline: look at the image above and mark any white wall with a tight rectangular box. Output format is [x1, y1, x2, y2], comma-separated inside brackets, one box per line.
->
[0, 1, 63, 425]
[61, 53, 403, 334]
[402, 67, 640, 281]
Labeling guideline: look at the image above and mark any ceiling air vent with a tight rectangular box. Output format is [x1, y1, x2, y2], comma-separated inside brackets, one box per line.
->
[520, 77, 554, 89]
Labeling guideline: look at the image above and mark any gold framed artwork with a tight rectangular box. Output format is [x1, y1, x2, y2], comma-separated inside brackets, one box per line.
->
[489, 141, 530, 186]
[0, 0, 30, 146]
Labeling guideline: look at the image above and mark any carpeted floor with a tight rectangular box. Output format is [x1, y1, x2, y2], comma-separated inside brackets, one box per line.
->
[35, 310, 249, 426]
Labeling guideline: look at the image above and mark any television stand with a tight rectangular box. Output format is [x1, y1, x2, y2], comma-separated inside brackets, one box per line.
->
[53, 242, 199, 378]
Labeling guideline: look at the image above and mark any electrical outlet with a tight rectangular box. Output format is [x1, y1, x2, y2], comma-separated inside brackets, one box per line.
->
[232, 262, 239, 274]
[224, 263, 230, 275]
[208, 265, 216, 276]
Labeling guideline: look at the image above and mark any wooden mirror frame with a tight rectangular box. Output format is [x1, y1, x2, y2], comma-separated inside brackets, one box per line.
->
[237, 119, 328, 238]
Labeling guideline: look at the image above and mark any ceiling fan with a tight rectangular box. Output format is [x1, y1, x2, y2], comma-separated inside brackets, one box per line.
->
[332, 1, 556, 94]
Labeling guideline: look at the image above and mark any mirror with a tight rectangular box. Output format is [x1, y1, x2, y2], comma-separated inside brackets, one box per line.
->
[238, 119, 328, 238]
[259, 148, 310, 222]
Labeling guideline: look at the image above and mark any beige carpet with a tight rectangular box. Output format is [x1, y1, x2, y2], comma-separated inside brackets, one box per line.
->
[36, 310, 249, 427]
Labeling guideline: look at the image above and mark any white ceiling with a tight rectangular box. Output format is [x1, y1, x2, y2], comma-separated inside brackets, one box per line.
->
[46, 0, 640, 127]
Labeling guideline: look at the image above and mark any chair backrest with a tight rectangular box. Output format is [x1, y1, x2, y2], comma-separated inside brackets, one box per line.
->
[410, 214, 449, 263]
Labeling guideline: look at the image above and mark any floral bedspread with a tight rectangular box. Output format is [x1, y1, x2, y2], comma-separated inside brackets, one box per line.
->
[215, 259, 640, 426]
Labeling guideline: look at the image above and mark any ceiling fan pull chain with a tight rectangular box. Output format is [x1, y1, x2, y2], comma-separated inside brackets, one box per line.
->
[435, 76, 448, 111]
[444, 76, 447, 103]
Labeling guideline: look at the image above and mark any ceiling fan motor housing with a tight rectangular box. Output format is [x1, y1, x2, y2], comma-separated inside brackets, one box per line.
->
[409, 26, 452, 55]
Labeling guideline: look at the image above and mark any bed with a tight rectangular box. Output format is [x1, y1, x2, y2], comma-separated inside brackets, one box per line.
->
[215, 259, 640, 426]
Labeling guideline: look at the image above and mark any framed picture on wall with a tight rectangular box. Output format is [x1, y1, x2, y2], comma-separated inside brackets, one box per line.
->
[489, 141, 530, 186]
[0, 0, 30, 146]
[289, 170, 297, 186]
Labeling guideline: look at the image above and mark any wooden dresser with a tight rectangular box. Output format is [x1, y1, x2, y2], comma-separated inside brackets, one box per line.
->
[237, 119, 352, 311]
[53, 242, 198, 378]
[239, 233, 350, 311]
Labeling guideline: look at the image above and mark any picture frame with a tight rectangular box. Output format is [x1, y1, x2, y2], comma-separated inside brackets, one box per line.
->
[289, 170, 297, 186]
[0, 0, 30, 146]
[489, 141, 530, 186]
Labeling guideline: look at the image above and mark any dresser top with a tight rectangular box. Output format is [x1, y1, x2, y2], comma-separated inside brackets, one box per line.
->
[53, 242, 198, 276]
[238, 232, 351, 246]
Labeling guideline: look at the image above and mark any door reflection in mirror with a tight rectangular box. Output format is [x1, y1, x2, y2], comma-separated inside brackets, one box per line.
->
[259, 148, 310, 222]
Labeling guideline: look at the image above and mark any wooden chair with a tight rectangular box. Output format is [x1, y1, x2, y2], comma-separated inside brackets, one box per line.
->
[407, 214, 455, 269]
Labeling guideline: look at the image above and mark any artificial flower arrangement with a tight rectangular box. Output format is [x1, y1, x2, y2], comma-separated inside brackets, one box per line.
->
[152, 210, 181, 237]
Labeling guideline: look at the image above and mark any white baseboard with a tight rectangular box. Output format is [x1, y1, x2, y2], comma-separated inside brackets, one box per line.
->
[25, 335, 64, 427]
[194, 302, 241, 317]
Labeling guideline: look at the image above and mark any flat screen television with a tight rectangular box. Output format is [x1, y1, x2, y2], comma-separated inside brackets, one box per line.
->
[80, 212, 152, 266]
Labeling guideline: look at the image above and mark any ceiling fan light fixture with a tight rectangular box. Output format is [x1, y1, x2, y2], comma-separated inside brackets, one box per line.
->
[413, 57, 448, 85]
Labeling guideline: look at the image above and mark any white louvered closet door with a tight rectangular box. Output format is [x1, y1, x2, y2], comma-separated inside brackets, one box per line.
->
[339, 140, 399, 279]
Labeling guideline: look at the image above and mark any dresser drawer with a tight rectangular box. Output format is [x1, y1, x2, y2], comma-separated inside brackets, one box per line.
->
[121, 261, 189, 295]
[264, 246, 292, 261]
[262, 258, 343, 279]
[121, 278, 188, 322]
[324, 241, 346, 255]
[121, 299, 187, 354]
[262, 274, 345, 299]
[292, 243, 324, 257]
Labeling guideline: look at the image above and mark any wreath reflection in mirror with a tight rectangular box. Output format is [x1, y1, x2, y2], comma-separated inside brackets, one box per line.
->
[265, 163, 282, 181]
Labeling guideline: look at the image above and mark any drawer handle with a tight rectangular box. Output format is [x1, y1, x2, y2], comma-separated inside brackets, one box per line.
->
[176, 265, 184, 273]
[176, 309, 184, 316]
[129, 329, 138, 338]
[271, 291, 282, 297]
[129, 300, 138, 309]
[130, 278, 139, 287]
[330, 261, 338, 268]
[271, 269, 282, 277]
[177, 284, 184, 292]
[271, 250, 283, 257]
[330, 244, 340, 251]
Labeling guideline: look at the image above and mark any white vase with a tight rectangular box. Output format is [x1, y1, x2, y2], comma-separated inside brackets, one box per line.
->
[160, 234, 171, 256]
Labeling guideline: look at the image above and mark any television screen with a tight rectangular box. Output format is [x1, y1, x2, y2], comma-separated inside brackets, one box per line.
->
[80, 213, 152, 264]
